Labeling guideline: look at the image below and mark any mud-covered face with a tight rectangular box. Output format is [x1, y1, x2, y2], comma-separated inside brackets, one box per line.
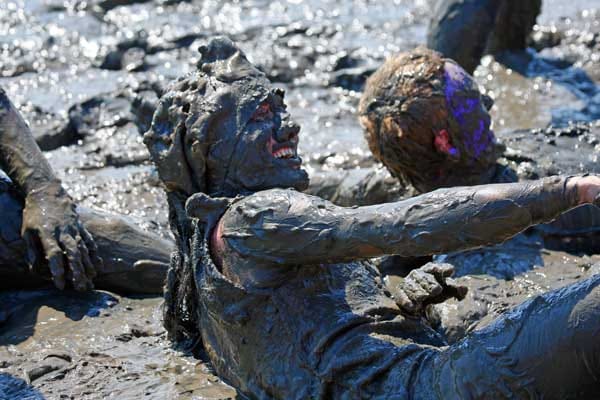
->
[224, 90, 309, 193]
[440, 61, 495, 160]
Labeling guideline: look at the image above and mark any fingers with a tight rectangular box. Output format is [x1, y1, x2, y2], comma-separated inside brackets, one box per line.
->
[44, 228, 97, 291]
[80, 226, 103, 274]
[37, 232, 67, 290]
[77, 233, 96, 288]
[404, 269, 443, 303]
[421, 262, 455, 279]
[443, 277, 468, 301]
[397, 263, 468, 313]
[59, 232, 91, 292]
[421, 262, 468, 302]
[47, 252, 67, 290]
[394, 286, 417, 313]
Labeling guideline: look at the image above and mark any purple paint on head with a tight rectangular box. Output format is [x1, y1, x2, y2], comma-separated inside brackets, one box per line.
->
[443, 62, 493, 159]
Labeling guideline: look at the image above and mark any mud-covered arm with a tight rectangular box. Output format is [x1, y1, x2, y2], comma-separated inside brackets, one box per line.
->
[0, 89, 59, 193]
[0, 88, 101, 290]
[207, 177, 588, 265]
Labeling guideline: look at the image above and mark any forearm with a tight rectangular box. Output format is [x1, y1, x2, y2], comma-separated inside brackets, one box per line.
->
[355, 176, 578, 257]
[0, 88, 59, 195]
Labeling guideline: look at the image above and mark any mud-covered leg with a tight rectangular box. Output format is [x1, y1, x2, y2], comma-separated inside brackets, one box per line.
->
[427, 0, 501, 73]
[422, 275, 600, 399]
[78, 208, 172, 295]
[427, 0, 541, 73]
[485, 0, 541, 56]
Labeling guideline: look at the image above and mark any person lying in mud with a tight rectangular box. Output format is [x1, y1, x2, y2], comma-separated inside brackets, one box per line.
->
[0, 88, 170, 294]
[144, 36, 600, 399]
[358, 47, 600, 255]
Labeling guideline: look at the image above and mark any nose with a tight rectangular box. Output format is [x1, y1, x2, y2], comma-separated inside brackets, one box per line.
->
[275, 118, 300, 142]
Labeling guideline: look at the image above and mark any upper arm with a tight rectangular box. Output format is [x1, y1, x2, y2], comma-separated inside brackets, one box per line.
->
[220, 189, 358, 265]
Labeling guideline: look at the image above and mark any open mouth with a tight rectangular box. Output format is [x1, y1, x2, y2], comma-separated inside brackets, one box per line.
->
[267, 136, 302, 169]
[273, 146, 297, 159]
[268, 136, 300, 162]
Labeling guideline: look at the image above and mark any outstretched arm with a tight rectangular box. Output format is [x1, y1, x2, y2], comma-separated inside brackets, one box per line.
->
[0, 88, 101, 290]
[193, 176, 599, 266]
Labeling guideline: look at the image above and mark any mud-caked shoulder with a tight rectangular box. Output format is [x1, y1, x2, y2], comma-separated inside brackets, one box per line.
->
[222, 188, 298, 228]
[220, 188, 338, 264]
[223, 188, 338, 223]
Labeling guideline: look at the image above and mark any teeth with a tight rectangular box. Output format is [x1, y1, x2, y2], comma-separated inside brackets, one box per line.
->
[274, 147, 296, 159]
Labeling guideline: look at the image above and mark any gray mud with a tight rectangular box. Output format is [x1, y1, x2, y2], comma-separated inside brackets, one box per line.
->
[0, 291, 236, 399]
[1, 0, 599, 398]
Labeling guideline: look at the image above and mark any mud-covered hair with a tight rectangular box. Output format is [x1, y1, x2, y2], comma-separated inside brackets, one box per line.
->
[143, 36, 270, 349]
[359, 47, 503, 193]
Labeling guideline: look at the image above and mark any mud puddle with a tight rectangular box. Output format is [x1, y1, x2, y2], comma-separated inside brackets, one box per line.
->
[0, 291, 236, 399]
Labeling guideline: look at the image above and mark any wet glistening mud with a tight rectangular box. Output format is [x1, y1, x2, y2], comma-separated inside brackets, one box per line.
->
[1, 0, 599, 398]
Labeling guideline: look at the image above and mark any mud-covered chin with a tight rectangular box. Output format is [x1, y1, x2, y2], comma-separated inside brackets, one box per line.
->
[288, 167, 309, 191]
[217, 140, 310, 195]
[240, 162, 309, 192]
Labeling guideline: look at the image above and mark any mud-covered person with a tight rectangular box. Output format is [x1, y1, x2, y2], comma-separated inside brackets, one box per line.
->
[359, 47, 600, 256]
[308, 0, 543, 208]
[359, 47, 508, 196]
[0, 88, 170, 294]
[144, 36, 600, 399]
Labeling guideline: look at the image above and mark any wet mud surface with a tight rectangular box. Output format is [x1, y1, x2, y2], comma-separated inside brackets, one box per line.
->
[1, 0, 599, 398]
[0, 291, 236, 399]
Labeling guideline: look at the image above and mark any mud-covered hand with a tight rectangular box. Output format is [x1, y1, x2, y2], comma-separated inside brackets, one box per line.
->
[571, 175, 600, 207]
[392, 262, 467, 315]
[22, 182, 101, 291]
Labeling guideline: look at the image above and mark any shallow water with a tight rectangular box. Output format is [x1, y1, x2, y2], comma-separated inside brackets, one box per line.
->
[2, 0, 598, 162]
[1, 0, 599, 398]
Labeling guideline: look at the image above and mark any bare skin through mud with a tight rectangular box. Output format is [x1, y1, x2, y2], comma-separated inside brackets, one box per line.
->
[1, 0, 599, 399]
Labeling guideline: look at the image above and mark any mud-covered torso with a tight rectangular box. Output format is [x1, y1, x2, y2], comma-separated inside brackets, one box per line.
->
[194, 190, 444, 399]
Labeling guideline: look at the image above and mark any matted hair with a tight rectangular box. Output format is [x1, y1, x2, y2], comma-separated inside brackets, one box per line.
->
[144, 36, 269, 349]
[359, 47, 502, 193]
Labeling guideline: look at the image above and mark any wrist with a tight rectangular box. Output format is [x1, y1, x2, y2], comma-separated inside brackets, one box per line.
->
[564, 176, 582, 206]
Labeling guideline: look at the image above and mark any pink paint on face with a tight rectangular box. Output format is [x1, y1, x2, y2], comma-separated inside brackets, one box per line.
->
[267, 136, 277, 154]
[211, 217, 226, 268]
[434, 129, 460, 157]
